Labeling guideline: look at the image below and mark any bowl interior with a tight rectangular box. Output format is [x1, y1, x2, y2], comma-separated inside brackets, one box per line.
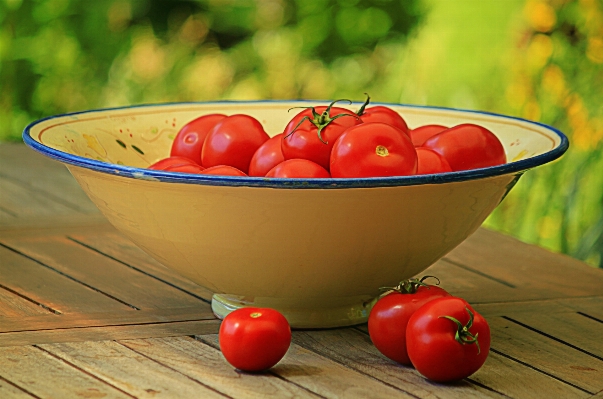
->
[25, 101, 566, 178]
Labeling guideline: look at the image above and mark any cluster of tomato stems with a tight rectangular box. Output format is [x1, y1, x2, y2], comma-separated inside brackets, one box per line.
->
[380, 275, 481, 354]
[285, 94, 374, 145]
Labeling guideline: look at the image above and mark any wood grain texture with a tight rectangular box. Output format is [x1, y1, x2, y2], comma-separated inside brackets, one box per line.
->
[0, 287, 50, 318]
[121, 336, 320, 398]
[3, 235, 208, 310]
[292, 328, 505, 399]
[39, 340, 228, 398]
[0, 319, 219, 347]
[69, 232, 214, 302]
[0, 244, 129, 315]
[199, 333, 415, 399]
[0, 377, 36, 399]
[505, 312, 603, 360]
[0, 345, 132, 399]
[471, 351, 590, 399]
[446, 228, 603, 300]
[489, 317, 603, 394]
[0, 143, 99, 214]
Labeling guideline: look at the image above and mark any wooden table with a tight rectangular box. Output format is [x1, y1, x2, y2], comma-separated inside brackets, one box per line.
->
[1, 142, 602, 399]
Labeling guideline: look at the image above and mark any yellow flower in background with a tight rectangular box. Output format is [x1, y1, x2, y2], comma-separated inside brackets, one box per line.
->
[524, 0, 557, 33]
[527, 33, 553, 71]
[587, 37, 603, 63]
[541, 64, 567, 102]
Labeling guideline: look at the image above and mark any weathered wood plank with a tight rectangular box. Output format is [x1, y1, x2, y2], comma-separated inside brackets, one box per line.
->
[0, 244, 129, 315]
[0, 143, 99, 214]
[292, 328, 505, 398]
[472, 296, 603, 318]
[0, 377, 35, 399]
[199, 333, 414, 399]
[39, 340, 227, 398]
[3, 235, 208, 310]
[0, 176, 80, 218]
[505, 312, 603, 360]
[121, 336, 319, 398]
[0, 306, 214, 334]
[470, 351, 590, 399]
[0, 345, 132, 399]
[0, 319, 219, 347]
[446, 228, 603, 300]
[70, 232, 214, 302]
[489, 317, 603, 394]
[0, 287, 49, 318]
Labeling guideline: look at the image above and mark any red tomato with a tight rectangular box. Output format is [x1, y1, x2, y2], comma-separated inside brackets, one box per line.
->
[406, 297, 491, 382]
[416, 147, 452, 175]
[358, 106, 409, 135]
[201, 165, 247, 176]
[171, 114, 227, 163]
[409, 124, 448, 147]
[248, 133, 285, 177]
[219, 307, 291, 372]
[423, 124, 506, 171]
[282, 102, 362, 170]
[330, 122, 417, 178]
[368, 277, 450, 365]
[148, 156, 199, 170]
[201, 114, 270, 174]
[266, 159, 330, 178]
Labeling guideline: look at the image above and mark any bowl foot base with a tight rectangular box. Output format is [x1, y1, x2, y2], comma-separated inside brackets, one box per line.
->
[211, 293, 378, 329]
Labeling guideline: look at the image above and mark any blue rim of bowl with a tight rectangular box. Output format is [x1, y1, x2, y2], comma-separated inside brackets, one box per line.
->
[22, 100, 569, 189]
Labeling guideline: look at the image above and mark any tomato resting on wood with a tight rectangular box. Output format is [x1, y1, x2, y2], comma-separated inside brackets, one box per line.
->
[330, 122, 417, 178]
[423, 124, 506, 171]
[171, 114, 226, 163]
[368, 277, 450, 365]
[219, 307, 291, 372]
[406, 297, 491, 382]
[282, 101, 362, 170]
[201, 114, 270, 174]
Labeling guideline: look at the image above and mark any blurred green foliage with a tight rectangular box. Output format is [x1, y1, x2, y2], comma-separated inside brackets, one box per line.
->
[1, 0, 602, 268]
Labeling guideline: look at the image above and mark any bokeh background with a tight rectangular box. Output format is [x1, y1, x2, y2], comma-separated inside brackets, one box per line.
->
[1, 0, 602, 267]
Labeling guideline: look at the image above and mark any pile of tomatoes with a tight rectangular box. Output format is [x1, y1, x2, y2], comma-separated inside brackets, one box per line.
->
[149, 98, 507, 178]
[218, 276, 490, 383]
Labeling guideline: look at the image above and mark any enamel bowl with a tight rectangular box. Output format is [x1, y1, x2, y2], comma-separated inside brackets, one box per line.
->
[23, 101, 568, 328]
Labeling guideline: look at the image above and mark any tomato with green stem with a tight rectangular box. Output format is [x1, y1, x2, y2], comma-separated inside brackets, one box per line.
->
[406, 297, 491, 382]
[281, 100, 362, 170]
[356, 94, 409, 135]
[368, 276, 450, 365]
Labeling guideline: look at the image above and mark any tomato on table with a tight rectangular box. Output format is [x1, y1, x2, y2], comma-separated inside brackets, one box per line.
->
[201, 114, 270, 174]
[423, 124, 506, 171]
[171, 114, 227, 163]
[282, 101, 362, 170]
[406, 297, 491, 382]
[201, 165, 247, 176]
[330, 122, 417, 178]
[416, 147, 452, 175]
[248, 133, 285, 177]
[409, 124, 448, 147]
[368, 277, 450, 365]
[265, 158, 330, 178]
[219, 307, 291, 372]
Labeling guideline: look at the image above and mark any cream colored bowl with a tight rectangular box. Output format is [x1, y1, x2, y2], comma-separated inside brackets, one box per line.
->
[23, 101, 568, 328]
